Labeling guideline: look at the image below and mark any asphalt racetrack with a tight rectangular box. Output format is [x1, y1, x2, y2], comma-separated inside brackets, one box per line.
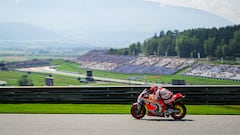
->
[0, 114, 239, 135]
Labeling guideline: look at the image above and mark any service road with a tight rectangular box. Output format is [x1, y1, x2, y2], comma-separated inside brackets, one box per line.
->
[0, 114, 239, 135]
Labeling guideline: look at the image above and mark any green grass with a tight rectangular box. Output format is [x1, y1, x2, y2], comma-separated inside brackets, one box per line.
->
[0, 104, 130, 114]
[0, 71, 85, 86]
[0, 104, 239, 115]
[187, 105, 240, 115]
[50, 59, 66, 65]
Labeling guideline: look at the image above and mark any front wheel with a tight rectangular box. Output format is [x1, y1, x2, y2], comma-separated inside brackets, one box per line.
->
[171, 103, 186, 120]
[131, 103, 146, 119]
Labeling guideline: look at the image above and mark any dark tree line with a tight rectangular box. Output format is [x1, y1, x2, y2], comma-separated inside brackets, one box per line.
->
[108, 25, 240, 58]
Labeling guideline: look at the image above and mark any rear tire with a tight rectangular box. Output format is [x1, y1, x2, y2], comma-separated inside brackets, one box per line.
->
[131, 104, 146, 119]
[171, 103, 186, 120]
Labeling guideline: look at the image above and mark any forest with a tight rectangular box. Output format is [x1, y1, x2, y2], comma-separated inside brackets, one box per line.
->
[108, 25, 240, 58]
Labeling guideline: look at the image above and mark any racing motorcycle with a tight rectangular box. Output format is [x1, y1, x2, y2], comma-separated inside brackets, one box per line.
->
[131, 88, 186, 120]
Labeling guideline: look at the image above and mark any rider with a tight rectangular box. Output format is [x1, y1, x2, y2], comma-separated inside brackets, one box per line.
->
[149, 85, 173, 113]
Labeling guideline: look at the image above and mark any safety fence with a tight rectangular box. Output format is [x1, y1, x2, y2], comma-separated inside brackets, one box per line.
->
[0, 85, 239, 105]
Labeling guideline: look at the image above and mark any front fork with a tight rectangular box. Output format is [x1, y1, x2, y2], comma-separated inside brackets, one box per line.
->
[136, 101, 144, 114]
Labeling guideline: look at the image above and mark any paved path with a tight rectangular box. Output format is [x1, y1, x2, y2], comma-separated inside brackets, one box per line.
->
[17, 66, 146, 85]
[0, 114, 239, 135]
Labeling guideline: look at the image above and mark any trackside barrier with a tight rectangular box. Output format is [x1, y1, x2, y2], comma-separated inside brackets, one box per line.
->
[0, 85, 240, 105]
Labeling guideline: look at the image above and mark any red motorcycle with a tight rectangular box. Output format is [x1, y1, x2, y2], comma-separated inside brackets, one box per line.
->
[131, 88, 186, 120]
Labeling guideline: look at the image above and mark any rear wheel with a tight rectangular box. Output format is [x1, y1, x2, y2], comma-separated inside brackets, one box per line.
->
[171, 103, 186, 120]
[131, 104, 146, 119]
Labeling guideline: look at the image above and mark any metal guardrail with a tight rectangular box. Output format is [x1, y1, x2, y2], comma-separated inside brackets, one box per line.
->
[0, 85, 240, 105]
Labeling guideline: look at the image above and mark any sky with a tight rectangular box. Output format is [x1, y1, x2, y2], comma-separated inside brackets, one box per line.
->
[0, 0, 239, 47]
[2, 0, 239, 30]
[145, 0, 240, 24]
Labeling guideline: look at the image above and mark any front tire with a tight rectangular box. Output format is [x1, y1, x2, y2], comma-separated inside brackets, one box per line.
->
[131, 104, 146, 119]
[171, 103, 186, 120]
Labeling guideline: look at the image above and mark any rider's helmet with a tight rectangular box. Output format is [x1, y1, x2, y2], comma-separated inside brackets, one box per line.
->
[150, 85, 158, 94]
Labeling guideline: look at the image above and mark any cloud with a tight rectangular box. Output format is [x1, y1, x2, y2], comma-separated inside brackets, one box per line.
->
[145, 0, 240, 24]
[15, 0, 22, 2]
[15, 0, 26, 3]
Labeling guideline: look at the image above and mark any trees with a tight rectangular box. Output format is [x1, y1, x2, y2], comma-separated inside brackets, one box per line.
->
[175, 35, 200, 57]
[222, 45, 231, 57]
[107, 24, 240, 58]
[17, 74, 34, 86]
[204, 37, 216, 57]
[230, 30, 240, 57]
[143, 38, 158, 56]
[157, 34, 173, 56]
[129, 42, 142, 55]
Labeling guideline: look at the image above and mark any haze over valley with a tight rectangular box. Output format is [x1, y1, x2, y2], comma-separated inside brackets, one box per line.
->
[0, 0, 236, 50]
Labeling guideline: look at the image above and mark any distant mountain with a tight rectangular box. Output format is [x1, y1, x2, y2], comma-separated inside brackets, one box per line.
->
[62, 0, 234, 47]
[0, 0, 234, 47]
[0, 22, 62, 41]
